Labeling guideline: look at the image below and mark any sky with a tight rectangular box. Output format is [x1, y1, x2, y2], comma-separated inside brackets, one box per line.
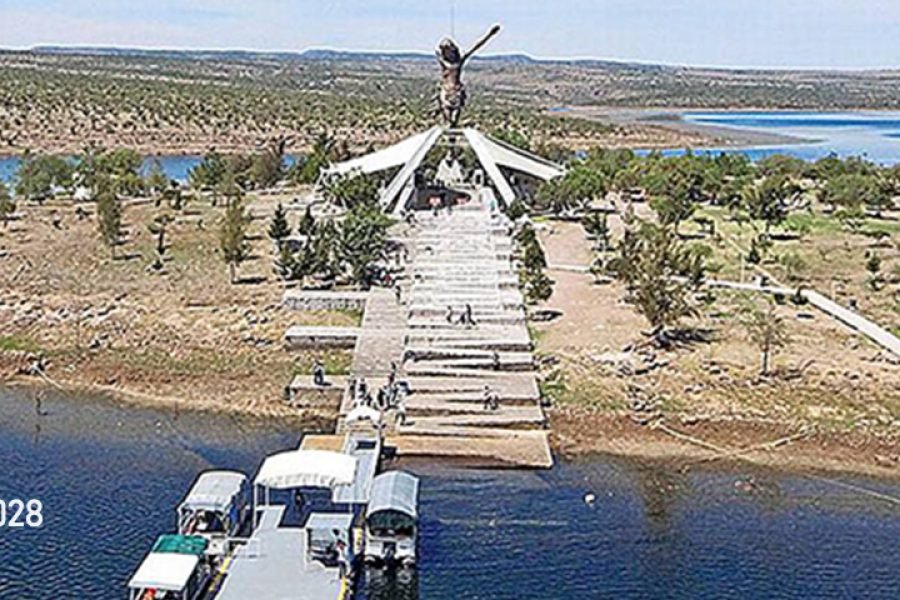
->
[1, 0, 899, 69]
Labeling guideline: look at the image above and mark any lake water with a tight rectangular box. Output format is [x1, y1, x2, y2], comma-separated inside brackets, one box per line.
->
[0, 155, 300, 185]
[679, 111, 900, 165]
[1, 387, 899, 599]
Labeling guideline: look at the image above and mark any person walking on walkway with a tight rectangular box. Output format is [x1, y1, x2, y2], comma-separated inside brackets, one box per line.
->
[464, 303, 475, 327]
[312, 359, 326, 386]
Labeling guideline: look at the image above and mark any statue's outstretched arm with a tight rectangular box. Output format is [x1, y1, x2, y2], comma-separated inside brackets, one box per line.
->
[463, 24, 501, 62]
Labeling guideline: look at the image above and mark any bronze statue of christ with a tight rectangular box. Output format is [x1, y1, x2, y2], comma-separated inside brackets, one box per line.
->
[436, 24, 501, 127]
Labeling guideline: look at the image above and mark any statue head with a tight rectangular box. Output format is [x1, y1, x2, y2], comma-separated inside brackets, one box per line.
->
[438, 38, 462, 64]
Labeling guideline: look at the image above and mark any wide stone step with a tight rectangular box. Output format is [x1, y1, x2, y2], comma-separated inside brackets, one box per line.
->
[396, 421, 545, 437]
[404, 347, 532, 364]
[408, 337, 532, 353]
[407, 314, 525, 328]
[405, 357, 534, 375]
[405, 374, 540, 399]
[405, 395, 543, 412]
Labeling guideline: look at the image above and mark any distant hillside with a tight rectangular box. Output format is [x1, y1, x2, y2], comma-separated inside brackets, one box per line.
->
[29, 45, 658, 71]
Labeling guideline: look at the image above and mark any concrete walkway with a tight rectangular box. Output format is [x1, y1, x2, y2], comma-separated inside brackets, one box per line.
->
[338, 194, 552, 467]
[394, 196, 551, 467]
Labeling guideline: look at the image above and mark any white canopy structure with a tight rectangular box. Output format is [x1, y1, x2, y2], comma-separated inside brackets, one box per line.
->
[180, 470, 247, 512]
[128, 553, 199, 593]
[254, 450, 357, 490]
[322, 126, 564, 214]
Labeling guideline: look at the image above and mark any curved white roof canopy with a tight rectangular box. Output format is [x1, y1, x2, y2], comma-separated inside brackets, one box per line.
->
[254, 450, 357, 490]
[180, 470, 247, 512]
[128, 553, 199, 592]
[366, 471, 419, 519]
[322, 127, 564, 213]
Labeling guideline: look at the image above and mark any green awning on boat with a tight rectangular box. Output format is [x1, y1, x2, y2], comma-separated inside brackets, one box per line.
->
[151, 534, 208, 556]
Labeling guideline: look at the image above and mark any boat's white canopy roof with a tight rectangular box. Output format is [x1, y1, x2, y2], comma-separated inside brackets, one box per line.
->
[254, 450, 357, 490]
[128, 552, 198, 591]
[179, 470, 247, 512]
[366, 471, 419, 519]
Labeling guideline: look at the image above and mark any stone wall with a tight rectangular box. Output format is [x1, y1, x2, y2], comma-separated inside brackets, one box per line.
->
[282, 290, 369, 312]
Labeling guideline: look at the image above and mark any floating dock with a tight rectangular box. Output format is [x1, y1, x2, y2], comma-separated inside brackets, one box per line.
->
[214, 506, 348, 600]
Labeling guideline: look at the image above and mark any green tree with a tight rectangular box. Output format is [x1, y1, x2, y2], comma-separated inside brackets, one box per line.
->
[516, 224, 554, 303]
[536, 166, 607, 214]
[756, 154, 805, 178]
[610, 221, 705, 344]
[0, 180, 14, 228]
[741, 299, 792, 375]
[506, 198, 527, 221]
[189, 150, 228, 201]
[99, 148, 145, 196]
[337, 200, 393, 286]
[742, 175, 800, 235]
[95, 178, 122, 258]
[15, 152, 73, 202]
[292, 131, 335, 185]
[219, 193, 250, 284]
[145, 159, 170, 196]
[865, 251, 882, 290]
[298, 205, 316, 236]
[321, 172, 379, 208]
[491, 128, 531, 151]
[274, 244, 298, 282]
[268, 203, 291, 245]
[582, 211, 610, 251]
[251, 147, 285, 189]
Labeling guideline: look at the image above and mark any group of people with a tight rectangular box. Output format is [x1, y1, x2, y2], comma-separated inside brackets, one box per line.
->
[349, 362, 408, 424]
[428, 195, 455, 217]
[446, 303, 477, 327]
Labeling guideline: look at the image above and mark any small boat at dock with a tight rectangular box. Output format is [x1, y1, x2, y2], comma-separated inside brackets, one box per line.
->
[177, 471, 251, 557]
[127, 534, 213, 600]
[364, 471, 420, 568]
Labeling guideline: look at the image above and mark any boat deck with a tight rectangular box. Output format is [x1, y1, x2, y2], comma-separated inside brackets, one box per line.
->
[214, 507, 345, 600]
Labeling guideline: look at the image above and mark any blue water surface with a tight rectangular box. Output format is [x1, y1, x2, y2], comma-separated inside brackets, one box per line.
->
[1, 388, 899, 599]
[673, 111, 900, 165]
[0, 155, 300, 184]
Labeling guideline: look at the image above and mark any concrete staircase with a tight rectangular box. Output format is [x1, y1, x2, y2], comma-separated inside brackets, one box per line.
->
[387, 198, 551, 464]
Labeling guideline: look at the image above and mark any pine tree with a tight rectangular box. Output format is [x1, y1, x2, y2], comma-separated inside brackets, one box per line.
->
[219, 194, 250, 284]
[274, 244, 297, 282]
[298, 205, 316, 236]
[268, 203, 291, 245]
[741, 299, 791, 375]
[145, 159, 169, 196]
[96, 178, 121, 258]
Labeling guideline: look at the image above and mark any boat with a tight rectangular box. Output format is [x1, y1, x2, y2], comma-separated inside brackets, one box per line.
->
[127, 534, 212, 600]
[364, 471, 420, 567]
[177, 470, 250, 557]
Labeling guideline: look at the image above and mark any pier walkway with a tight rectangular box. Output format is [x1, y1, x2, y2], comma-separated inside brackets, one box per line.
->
[214, 507, 345, 600]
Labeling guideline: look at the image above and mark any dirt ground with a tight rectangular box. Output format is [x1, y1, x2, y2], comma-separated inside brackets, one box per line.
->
[0, 189, 354, 416]
[534, 219, 900, 479]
